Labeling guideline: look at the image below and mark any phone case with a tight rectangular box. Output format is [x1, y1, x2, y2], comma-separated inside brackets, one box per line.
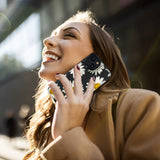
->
[48, 53, 111, 103]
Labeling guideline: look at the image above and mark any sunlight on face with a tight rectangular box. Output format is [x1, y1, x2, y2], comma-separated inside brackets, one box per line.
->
[39, 21, 93, 81]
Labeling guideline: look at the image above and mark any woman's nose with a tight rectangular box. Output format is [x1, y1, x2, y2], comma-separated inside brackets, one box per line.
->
[43, 37, 57, 47]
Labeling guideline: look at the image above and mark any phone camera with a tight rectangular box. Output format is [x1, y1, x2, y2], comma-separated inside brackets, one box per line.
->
[90, 64, 95, 69]
[90, 55, 97, 61]
[84, 53, 101, 70]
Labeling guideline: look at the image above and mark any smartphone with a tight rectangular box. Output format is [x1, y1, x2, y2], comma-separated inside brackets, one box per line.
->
[48, 53, 111, 103]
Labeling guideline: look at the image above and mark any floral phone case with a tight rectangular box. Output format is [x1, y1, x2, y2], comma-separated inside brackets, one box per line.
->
[48, 53, 111, 103]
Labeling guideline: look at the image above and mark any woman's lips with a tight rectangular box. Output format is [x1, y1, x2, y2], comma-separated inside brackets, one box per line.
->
[42, 57, 58, 63]
[42, 50, 61, 64]
[44, 50, 60, 59]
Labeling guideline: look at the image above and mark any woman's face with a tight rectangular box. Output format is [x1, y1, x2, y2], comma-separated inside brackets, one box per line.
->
[39, 21, 93, 81]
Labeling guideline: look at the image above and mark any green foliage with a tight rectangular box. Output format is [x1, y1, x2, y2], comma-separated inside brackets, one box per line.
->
[0, 54, 24, 81]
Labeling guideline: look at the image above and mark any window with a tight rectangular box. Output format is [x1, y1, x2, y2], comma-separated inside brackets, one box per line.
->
[0, 13, 41, 69]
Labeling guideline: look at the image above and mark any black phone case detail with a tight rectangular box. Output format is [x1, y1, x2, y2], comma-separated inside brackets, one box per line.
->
[48, 53, 111, 103]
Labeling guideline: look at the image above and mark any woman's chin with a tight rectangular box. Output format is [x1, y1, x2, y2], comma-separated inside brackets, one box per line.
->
[38, 68, 56, 82]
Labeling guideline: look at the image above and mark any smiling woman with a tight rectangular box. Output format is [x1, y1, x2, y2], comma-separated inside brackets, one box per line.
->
[23, 10, 160, 160]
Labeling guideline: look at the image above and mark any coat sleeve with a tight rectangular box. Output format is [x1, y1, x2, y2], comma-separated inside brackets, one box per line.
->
[40, 127, 104, 160]
[116, 89, 160, 160]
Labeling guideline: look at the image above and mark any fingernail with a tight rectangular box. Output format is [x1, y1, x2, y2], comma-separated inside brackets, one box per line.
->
[56, 73, 59, 76]
[92, 76, 95, 81]
[77, 65, 80, 70]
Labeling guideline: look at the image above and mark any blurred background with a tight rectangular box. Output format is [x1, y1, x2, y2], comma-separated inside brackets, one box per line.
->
[0, 0, 160, 159]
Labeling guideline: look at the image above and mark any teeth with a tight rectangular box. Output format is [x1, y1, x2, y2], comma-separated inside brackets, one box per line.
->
[45, 54, 58, 60]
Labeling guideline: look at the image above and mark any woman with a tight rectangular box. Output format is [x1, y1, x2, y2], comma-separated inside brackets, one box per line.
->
[23, 11, 160, 160]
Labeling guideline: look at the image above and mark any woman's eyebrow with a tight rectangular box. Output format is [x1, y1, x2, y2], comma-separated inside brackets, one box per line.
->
[63, 27, 81, 34]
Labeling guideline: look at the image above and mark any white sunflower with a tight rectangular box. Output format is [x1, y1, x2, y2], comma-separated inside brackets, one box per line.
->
[69, 68, 74, 76]
[86, 76, 105, 91]
[48, 87, 53, 95]
[94, 76, 106, 90]
[47, 87, 56, 103]
[108, 70, 111, 77]
[88, 62, 104, 75]
[79, 62, 86, 76]
[69, 62, 85, 76]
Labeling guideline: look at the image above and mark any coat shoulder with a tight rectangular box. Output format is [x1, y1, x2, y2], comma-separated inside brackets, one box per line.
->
[116, 88, 160, 128]
[116, 88, 160, 136]
[119, 88, 160, 107]
[115, 89, 160, 159]
[122, 88, 159, 98]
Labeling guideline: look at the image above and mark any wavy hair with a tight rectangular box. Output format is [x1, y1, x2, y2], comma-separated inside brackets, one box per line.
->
[23, 10, 130, 159]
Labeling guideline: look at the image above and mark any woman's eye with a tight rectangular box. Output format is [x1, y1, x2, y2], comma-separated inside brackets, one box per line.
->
[64, 33, 76, 38]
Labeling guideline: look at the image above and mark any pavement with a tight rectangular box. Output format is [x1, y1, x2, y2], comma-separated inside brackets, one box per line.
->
[0, 134, 29, 160]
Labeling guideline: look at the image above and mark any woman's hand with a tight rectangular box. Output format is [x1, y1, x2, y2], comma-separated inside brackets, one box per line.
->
[48, 65, 95, 139]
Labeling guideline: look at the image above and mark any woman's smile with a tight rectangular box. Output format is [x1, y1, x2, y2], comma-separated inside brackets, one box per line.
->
[42, 50, 61, 63]
[39, 22, 93, 81]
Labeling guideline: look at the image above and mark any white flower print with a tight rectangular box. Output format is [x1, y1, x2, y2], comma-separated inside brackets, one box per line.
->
[88, 62, 104, 75]
[69, 68, 74, 76]
[48, 87, 53, 95]
[69, 62, 85, 76]
[94, 76, 105, 90]
[79, 62, 85, 76]
[107, 69, 111, 77]
[86, 76, 105, 91]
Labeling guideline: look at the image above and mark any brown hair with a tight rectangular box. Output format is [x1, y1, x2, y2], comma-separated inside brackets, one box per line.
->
[23, 10, 130, 159]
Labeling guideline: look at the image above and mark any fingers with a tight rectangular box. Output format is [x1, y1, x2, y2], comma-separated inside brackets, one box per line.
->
[48, 65, 95, 106]
[55, 74, 74, 99]
[48, 81, 65, 103]
[74, 65, 83, 96]
[84, 77, 95, 104]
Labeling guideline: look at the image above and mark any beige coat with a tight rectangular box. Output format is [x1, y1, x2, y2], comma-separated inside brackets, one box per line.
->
[40, 88, 160, 160]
